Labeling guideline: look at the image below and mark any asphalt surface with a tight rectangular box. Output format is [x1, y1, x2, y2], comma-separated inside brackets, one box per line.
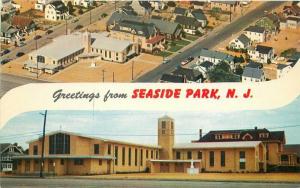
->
[135, 1, 284, 83]
[1, 178, 300, 188]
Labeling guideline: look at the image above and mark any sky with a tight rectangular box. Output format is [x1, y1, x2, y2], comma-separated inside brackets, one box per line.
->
[0, 96, 299, 149]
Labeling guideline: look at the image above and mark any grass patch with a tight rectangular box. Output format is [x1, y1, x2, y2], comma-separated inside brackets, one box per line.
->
[173, 39, 190, 46]
[168, 45, 184, 52]
[157, 51, 173, 57]
[184, 35, 199, 41]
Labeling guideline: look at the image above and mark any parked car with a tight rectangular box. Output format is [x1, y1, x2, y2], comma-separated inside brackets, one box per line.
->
[162, 58, 169, 64]
[181, 56, 194, 66]
[46, 29, 53, 35]
[18, 42, 26, 47]
[75, 24, 83, 30]
[1, 58, 11, 65]
[34, 35, 42, 40]
[1, 49, 10, 56]
[16, 52, 25, 57]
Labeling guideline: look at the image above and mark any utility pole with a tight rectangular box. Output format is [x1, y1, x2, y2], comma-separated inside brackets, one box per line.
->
[89, 6, 92, 25]
[102, 69, 105, 82]
[35, 31, 39, 79]
[65, 19, 68, 35]
[114, 1, 116, 11]
[230, 5, 232, 23]
[39, 110, 47, 178]
[131, 61, 134, 81]
[112, 72, 115, 83]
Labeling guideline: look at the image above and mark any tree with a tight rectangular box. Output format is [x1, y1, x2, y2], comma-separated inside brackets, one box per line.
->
[235, 65, 244, 76]
[167, 1, 176, 7]
[208, 62, 240, 82]
[211, 7, 222, 20]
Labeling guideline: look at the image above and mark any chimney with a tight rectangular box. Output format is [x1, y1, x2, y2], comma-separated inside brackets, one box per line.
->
[199, 129, 202, 139]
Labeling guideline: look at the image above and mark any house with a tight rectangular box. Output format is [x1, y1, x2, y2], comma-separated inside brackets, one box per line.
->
[283, 5, 300, 17]
[25, 32, 137, 74]
[149, 0, 166, 11]
[244, 26, 266, 43]
[255, 13, 280, 35]
[172, 66, 203, 83]
[0, 143, 24, 172]
[193, 60, 214, 79]
[106, 12, 142, 30]
[229, 34, 251, 50]
[35, 0, 56, 11]
[192, 1, 205, 10]
[45, 1, 69, 21]
[210, 1, 239, 12]
[193, 126, 286, 167]
[160, 74, 185, 83]
[0, 21, 18, 43]
[70, 0, 92, 8]
[110, 20, 165, 53]
[130, 1, 152, 16]
[13, 130, 160, 175]
[147, 18, 182, 40]
[277, 64, 292, 79]
[173, 7, 188, 16]
[187, 9, 207, 28]
[281, 145, 300, 166]
[174, 15, 202, 35]
[247, 45, 275, 64]
[242, 66, 265, 82]
[286, 16, 300, 29]
[11, 16, 36, 34]
[198, 49, 235, 69]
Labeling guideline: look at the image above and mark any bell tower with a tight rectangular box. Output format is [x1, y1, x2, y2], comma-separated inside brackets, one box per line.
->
[158, 115, 174, 160]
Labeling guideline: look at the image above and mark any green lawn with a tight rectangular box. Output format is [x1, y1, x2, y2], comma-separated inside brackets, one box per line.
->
[184, 35, 199, 41]
[157, 51, 173, 57]
[174, 39, 190, 46]
[168, 45, 184, 52]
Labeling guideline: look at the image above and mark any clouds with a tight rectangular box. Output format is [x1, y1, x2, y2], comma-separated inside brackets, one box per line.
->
[1, 97, 300, 149]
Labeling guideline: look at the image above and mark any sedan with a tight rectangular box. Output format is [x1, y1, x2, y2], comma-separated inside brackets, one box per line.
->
[46, 30, 53, 35]
[1, 58, 11, 65]
[1, 49, 10, 56]
[16, 52, 25, 57]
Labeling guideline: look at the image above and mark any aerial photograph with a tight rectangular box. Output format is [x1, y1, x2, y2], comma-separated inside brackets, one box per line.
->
[0, 96, 300, 187]
[1, 0, 300, 96]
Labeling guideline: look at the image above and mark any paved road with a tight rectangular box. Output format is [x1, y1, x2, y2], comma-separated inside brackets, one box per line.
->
[135, 1, 284, 83]
[1, 178, 300, 188]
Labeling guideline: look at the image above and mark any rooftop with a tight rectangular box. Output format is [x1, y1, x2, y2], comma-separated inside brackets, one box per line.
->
[242, 66, 264, 79]
[256, 45, 273, 54]
[245, 25, 265, 33]
[175, 15, 201, 27]
[199, 49, 234, 62]
[160, 74, 185, 83]
[174, 141, 262, 149]
[237, 34, 251, 45]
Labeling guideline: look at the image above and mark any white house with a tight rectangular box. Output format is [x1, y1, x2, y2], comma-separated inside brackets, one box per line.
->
[0, 143, 24, 172]
[198, 49, 235, 70]
[192, 60, 214, 79]
[244, 25, 266, 43]
[35, 0, 56, 11]
[150, 0, 165, 11]
[45, 1, 69, 21]
[247, 45, 274, 64]
[277, 64, 292, 79]
[229, 34, 251, 50]
[242, 66, 266, 82]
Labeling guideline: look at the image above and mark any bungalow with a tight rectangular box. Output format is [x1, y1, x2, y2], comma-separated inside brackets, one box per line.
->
[229, 34, 251, 50]
[45, 1, 69, 21]
[160, 74, 185, 83]
[242, 66, 266, 82]
[174, 15, 202, 35]
[244, 26, 266, 43]
[110, 20, 165, 53]
[147, 18, 182, 40]
[0, 21, 18, 43]
[0, 143, 24, 172]
[11, 16, 36, 34]
[247, 45, 275, 64]
[187, 9, 208, 28]
[172, 66, 203, 83]
[198, 49, 235, 69]
[277, 64, 292, 79]
[173, 7, 188, 16]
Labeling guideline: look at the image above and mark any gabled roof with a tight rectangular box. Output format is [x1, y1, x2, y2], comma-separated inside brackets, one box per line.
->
[172, 66, 202, 81]
[191, 9, 207, 21]
[107, 12, 142, 26]
[49, 1, 68, 12]
[245, 25, 265, 33]
[112, 20, 156, 38]
[0, 143, 11, 153]
[175, 15, 201, 27]
[246, 61, 263, 69]
[237, 34, 250, 46]
[147, 18, 180, 35]
[277, 63, 290, 70]
[12, 15, 35, 28]
[1, 21, 13, 33]
[242, 66, 264, 79]
[199, 61, 214, 69]
[256, 45, 273, 54]
[160, 74, 185, 83]
[199, 49, 234, 62]
[196, 128, 285, 143]
[174, 7, 187, 15]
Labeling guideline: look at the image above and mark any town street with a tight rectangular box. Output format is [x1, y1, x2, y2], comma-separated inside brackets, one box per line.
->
[1, 178, 300, 188]
[135, 1, 284, 83]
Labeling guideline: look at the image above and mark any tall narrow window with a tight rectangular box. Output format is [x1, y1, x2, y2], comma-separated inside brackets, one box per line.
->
[49, 133, 70, 154]
[94, 144, 99, 154]
[128, 148, 132, 166]
[187, 151, 192, 159]
[114, 146, 118, 166]
[33, 145, 38, 155]
[135, 148, 138, 166]
[140, 149, 143, 166]
[161, 121, 166, 129]
[146, 150, 149, 159]
[240, 151, 246, 170]
[122, 147, 125, 166]
[209, 151, 214, 167]
[221, 151, 225, 167]
[151, 150, 153, 159]
[197, 151, 202, 159]
[108, 144, 111, 155]
[176, 151, 181, 160]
